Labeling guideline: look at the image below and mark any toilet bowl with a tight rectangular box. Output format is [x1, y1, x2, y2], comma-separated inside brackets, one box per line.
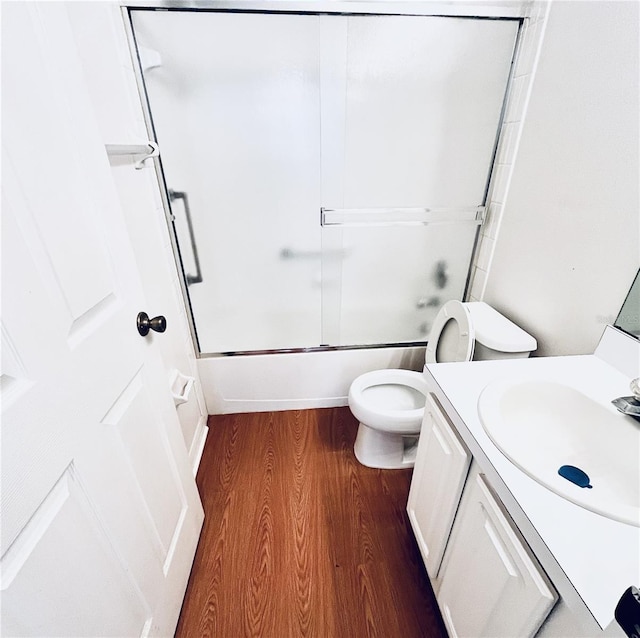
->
[348, 300, 537, 469]
[350, 369, 430, 469]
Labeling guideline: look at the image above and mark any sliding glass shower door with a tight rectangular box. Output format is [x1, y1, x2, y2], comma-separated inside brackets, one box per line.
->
[132, 11, 322, 353]
[130, 9, 519, 354]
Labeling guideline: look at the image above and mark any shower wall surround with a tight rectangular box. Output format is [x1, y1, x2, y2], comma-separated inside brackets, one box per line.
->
[131, 9, 519, 355]
[468, 2, 550, 303]
[121, 2, 550, 414]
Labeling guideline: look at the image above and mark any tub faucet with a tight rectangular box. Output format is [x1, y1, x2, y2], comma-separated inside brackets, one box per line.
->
[611, 378, 640, 418]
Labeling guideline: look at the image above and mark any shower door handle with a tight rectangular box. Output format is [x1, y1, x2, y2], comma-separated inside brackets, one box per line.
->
[168, 189, 203, 285]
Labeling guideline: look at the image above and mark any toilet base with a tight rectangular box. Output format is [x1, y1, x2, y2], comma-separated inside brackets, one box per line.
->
[354, 423, 419, 469]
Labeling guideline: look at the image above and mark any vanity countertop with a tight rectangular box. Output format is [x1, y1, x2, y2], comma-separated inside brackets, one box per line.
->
[424, 328, 640, 631]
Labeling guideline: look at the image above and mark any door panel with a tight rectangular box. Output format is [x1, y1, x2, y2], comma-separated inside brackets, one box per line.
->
[1, 467, 150, 637]
[131, 10, 323, 353]
[436, 468, 557, 637]
[103, 369, 185, 557]
[1, 4, 204, 635]
[407, 394, 471, 580]
[339, 16, 518, 209]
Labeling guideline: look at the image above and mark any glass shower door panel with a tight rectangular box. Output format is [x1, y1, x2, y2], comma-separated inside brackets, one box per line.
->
[337, 16, 519, 209]
[132, 11, 322, 353]
[319, 15, 517, 347]
[324, 223, 479, 347]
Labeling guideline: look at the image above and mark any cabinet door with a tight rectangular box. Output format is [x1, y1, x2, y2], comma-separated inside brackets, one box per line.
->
[407, 393, 471, 578]
[437, 467, 557, 638]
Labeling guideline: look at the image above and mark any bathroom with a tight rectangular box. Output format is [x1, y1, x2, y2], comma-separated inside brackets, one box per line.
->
[1, 0, 638, 636]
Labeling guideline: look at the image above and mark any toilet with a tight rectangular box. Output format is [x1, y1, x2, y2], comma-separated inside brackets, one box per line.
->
[348, 300, 537, 469]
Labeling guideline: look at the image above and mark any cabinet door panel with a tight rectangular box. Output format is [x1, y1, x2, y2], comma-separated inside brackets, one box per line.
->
[407, 393, 471, 578]
[437, 468, 557, 638]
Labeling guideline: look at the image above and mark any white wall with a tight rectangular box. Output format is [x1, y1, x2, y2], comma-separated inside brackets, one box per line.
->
[473, 0, 639, 356]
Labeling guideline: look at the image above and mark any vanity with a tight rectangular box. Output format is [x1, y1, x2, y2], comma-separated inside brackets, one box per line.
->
[408, 324, 640, 637]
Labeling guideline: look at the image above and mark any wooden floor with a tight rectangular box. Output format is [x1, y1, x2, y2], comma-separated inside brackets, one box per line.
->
[175, 407, 447, 638]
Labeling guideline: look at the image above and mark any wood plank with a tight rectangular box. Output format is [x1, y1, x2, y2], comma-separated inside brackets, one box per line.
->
[175, 408, 447, 638]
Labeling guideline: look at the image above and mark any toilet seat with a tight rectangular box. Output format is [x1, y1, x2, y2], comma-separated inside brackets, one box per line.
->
[349, 369, 429, 469]
[348, 369, 429, 433]
[425, 300, 475, 364]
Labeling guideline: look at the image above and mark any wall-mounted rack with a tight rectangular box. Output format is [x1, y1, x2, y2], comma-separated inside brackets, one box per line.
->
[105, 141, 159, 169]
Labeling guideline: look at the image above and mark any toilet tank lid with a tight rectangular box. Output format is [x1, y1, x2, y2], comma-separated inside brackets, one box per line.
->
[466, 302, 537, 353]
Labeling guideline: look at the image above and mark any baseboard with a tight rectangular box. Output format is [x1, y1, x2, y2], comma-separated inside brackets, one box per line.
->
[214, 396, 348, 415]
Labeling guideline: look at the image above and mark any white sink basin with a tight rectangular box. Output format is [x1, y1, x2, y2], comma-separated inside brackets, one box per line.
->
[478, 379, 640, 527]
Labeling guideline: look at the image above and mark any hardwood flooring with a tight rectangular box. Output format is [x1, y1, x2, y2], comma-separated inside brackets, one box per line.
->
[175, 407, 447, 638]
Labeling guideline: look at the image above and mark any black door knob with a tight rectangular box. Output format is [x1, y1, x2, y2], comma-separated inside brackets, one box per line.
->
[137, 312, 167, 337]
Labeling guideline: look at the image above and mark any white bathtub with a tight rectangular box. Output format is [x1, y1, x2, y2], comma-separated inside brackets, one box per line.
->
[198, 344, 427, 414]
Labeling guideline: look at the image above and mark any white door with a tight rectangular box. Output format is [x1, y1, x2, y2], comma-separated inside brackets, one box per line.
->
[1, 4, 204, 636]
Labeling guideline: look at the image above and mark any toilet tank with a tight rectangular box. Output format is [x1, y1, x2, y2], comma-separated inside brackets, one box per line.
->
[466, 302, 537, 360]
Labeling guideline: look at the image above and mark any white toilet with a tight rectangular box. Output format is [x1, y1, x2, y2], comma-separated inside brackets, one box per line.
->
[348, 300, 537, 469]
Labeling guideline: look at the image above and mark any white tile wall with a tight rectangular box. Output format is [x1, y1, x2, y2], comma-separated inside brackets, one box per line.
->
[468, 1, 551, 301]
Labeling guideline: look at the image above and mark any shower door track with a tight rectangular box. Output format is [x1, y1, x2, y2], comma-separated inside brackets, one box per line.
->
[123, 1, 526, 19]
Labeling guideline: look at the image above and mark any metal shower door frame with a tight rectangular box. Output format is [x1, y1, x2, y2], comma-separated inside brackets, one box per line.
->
[121, 1, 525, 357]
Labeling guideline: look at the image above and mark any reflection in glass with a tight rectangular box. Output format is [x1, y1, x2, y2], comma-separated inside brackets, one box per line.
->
[615, 270, 640, 338]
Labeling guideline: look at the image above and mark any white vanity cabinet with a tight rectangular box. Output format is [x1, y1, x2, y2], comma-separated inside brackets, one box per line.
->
[436, 464, 558, 637]
[407, 393, 471, 579]
[408, 391, 559, 637]
[413, 336, 640, 638]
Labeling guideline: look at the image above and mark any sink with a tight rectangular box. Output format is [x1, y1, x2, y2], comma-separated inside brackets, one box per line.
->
[478, 379, 640, 527]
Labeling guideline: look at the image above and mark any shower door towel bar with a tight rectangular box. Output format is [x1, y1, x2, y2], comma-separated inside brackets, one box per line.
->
[168, 189, 203, 286]
[104, 141, 159, 169]
[320, 206, 485, 227]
